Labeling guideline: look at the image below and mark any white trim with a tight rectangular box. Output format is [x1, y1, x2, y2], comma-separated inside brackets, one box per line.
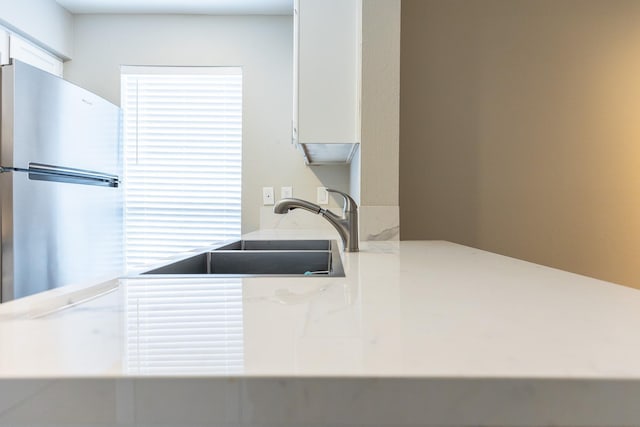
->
[121, 65, 242, 76]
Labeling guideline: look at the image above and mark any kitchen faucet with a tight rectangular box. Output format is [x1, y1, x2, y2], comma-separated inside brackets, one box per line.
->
[273, 189, 359, 252]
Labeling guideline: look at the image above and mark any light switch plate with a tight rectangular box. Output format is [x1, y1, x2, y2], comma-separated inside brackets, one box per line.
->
[281, 186, 292, 199]
[317, 187, 329, 205]
[262, 187, 275, 205]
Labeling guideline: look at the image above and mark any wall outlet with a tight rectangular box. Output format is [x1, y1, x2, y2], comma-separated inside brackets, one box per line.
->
[281, 186, 293, 199]
[317, 187, 329, 205]
[262, 187, 275, 205]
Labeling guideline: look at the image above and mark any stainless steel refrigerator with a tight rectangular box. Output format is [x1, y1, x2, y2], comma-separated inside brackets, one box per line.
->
[0, 60, 123, 302]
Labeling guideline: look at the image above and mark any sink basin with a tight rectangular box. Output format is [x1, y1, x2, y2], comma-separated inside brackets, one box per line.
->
[140, 240, 345, 277]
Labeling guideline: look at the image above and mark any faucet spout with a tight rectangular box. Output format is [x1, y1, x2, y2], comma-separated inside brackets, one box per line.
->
[273, 189, 359, 252]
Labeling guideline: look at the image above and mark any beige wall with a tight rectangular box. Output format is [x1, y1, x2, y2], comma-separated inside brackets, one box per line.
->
[64, 14, 349, 234]
[360, 0, 400, 207]
[358, 0, 401, 240]
[400, 0, 640, 288]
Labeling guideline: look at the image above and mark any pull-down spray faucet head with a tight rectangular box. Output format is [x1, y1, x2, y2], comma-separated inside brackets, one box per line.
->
[273, 189, 359, 252]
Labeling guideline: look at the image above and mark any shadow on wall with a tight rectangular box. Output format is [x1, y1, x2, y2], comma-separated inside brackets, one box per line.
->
[310, 164, 352, 206]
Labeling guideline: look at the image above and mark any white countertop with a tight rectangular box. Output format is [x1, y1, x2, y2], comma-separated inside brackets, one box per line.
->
[1, 230, 639, 379]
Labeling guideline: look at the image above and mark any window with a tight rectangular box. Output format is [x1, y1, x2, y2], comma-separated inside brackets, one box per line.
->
[121, 66, 242, 268]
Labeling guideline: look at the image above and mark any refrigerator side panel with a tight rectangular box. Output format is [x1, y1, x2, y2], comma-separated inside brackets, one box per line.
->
[0, 172, 15, 302]
[8, 171, 123, 300]
[6, 60, 121, 176]
[0, 63, 15, 169]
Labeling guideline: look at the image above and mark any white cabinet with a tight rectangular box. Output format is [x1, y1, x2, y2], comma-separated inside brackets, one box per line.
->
[293, 0, 361, 164]
[0, 30, 9, 65]
[9, 35, 63, 76]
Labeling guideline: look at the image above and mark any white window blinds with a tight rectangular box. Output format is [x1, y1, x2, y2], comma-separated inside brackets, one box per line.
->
[121, 67, 242, 268]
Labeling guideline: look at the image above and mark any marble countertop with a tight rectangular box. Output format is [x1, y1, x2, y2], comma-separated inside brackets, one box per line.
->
[1, 229, 639, 379]
[3, 230, 640, 426]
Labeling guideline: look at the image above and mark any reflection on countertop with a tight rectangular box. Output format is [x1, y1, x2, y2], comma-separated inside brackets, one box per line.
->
[124, 278, 244, 375]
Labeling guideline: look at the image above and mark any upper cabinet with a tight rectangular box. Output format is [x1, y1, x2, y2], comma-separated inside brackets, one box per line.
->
[8, 35, 63, 77]
[293, 0, 361, 165]
[0, 30, 9, 65]
[0, 25, 63, 75]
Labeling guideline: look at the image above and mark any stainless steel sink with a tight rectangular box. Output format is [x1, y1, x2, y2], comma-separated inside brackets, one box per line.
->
[140, 239, 345, 277]
[215, 239, 331, 251]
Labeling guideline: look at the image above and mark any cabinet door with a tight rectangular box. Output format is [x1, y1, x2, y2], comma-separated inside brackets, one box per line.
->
[9, 35, 63, 77]
[295, 0, 360, 145]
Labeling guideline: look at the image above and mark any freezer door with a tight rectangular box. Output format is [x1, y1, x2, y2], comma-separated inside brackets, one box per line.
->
[1, 60, 121, 176]
[0, 170, 123, 302]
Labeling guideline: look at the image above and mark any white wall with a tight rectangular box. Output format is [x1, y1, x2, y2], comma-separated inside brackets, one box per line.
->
[64, 14, 350, 234]
[0, 0, 73, 59]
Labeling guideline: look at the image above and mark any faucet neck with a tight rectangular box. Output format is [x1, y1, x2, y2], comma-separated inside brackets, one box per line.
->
[324, 189, 359, 252]
[320, 208, 358, 252]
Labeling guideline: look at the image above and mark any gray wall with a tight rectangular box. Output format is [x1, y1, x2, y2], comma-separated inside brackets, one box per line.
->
[400, 0, 640, 288]
[64, 14, 350, 234]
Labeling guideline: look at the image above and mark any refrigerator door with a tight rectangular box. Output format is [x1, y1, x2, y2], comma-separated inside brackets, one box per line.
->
[1, 170, 123, 301]
[0, 60, 123, 302]
[1, 60, 121, 176]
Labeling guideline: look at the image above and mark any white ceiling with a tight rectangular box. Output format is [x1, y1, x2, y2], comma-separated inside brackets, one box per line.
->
[55, 0, 293, 15]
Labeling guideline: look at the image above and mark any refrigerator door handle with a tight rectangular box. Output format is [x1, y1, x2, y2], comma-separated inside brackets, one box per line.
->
[27, 163, 121, 187]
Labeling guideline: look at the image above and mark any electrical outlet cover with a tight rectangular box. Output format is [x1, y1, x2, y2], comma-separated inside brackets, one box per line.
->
[262, 187, 275, 205]
[317, 187, 329, 205]
[281, 186, 293, 199]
